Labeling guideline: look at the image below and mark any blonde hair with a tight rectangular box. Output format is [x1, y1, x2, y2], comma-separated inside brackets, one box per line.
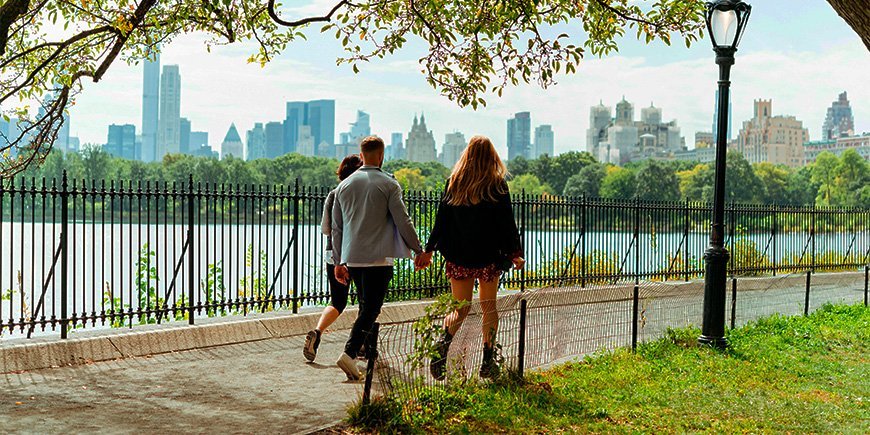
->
[446, 135, 508, 206]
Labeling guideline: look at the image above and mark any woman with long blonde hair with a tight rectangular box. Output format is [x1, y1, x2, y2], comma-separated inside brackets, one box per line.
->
[416, 135, 524, 379]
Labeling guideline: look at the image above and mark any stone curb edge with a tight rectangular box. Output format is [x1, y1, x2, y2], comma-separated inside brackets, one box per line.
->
[0, 299, 434, 374]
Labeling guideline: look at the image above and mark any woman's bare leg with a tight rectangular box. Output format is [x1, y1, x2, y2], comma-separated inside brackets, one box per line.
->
[478, 278, 499, 346]
[444, 278, 474, 335]
[315, 306, 340, 332]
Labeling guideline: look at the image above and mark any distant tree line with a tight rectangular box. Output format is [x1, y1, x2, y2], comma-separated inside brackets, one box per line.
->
[7, 146, 869, 208]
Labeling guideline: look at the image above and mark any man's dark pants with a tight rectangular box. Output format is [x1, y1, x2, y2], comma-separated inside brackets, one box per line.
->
[344, 266, 393, 356]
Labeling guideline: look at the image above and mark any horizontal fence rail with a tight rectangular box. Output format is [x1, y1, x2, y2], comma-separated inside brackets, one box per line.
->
[0, 173, 867, 338]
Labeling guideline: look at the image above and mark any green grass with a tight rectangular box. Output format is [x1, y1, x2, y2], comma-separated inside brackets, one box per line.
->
[348, 304, 870, 433]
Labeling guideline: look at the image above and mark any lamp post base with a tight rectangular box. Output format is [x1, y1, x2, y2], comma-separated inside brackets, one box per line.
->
[699, 245, 730, 348]
[698, 334, 728, 349]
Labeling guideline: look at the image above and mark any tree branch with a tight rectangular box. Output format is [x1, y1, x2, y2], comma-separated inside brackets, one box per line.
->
[593, 0, 659, 29]
[0, 0, 31, 55]
[267, 0, 349, 27]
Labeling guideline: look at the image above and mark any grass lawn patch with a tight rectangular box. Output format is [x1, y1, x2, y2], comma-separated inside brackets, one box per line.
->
[348, 304, 870, 433]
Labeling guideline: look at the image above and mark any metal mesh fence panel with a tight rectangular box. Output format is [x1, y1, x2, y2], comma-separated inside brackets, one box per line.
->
[372, 270, 868, 401]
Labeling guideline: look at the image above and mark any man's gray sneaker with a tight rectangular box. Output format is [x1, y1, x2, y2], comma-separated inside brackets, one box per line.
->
[337, 352, 363, 381]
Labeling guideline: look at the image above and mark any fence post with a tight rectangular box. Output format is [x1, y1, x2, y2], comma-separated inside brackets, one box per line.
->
[729, 277, 737, 329]
[187, 174, 195, 325]
[631, 284, 639, 351]
[864, 265, 868, 307]
[362, 322, 380, 406]
[771, 204, 777, 276]
[634, 197, 640, 283]
[632, 197, 640, 351]
[60, 171, 69, 339]
[517, 189, 527, 378]
[804, 270, 811, 316]
[580, 194, 586, 288]
[683, 197, 690, 282]
[728, 201, 735, 274]
[810, 205, 816, 274]
[292, 178, 300, 313]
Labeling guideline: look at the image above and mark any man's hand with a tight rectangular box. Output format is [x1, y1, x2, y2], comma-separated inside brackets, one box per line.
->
[335, 264, 350, 285]
[415, 251, 433, 270]
[512, 257, 526, 270]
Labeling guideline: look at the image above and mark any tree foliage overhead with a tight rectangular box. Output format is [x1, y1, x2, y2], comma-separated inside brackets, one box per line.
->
[0, 0, 707, 177]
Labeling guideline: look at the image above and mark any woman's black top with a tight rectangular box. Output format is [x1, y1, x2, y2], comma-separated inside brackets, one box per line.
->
[424, 180, 523, 269]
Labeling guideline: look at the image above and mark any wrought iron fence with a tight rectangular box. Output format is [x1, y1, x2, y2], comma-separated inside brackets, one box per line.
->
[1, 172, 868, 339]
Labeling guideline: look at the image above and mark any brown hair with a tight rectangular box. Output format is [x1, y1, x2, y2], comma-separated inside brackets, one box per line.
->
[359, 136, 385, 154]
[337, 154, 363, 181]
[446, 135, 508, 206]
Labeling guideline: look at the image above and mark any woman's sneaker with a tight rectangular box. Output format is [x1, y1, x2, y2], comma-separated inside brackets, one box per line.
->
[430, 329, 453, 381]
[303, 329, 321, 362]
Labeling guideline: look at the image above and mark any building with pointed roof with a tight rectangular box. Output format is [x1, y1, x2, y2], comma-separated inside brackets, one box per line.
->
[221, 123, 244, 159]
[405, 113, 437, 163]
[585, 98, 684, 165]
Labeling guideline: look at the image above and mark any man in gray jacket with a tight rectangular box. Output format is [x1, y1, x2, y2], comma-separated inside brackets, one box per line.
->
[331, 135, 429, 380]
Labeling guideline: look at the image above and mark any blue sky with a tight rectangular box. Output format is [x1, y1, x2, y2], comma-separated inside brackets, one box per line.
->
[68, 0, 870, 158]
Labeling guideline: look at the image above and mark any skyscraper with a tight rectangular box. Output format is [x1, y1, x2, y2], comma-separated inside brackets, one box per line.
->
[534, 125, 554, 158]
[157, 64, 181, 158]
[712, 89, 733, 141]
[246, 123, 267, 160]
[640, 104, 662, 125]
[822, 91, 855, 140]
[307, 99, 335, 156]
[105, 124, 137, 160]
[265, 121, 284, 158]
[736, 99, 808, 167]
[586, 101, 612, 156]
[37, 96, 71, 151]
[440, 132, 466, 168]
[179, 117, 191, 154]
[297, 125, 316, 156]
[141, 50, 160, 162]
[221, 123, 244, 159]
[189, 131, 209, 149]
[56, 113, 71, 151]
[507, 112, 531, 160]
[283, 99, 335, 156]
[386, 132, 405, 160]
[0, 117, 9, 145]
[348, 110, 371, 143]
[406, 114, 437, 163]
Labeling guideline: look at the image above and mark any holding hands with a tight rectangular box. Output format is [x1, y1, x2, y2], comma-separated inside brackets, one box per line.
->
[415, 251, 433, 271]
[334, 264, 350, 285]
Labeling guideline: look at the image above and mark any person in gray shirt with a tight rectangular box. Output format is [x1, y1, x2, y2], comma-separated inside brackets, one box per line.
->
[302, 154, 363, 363]
[331, 136, 430, 380]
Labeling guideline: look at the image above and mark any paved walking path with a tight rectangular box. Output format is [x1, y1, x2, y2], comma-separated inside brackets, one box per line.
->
[0, 271, 864, 434]
[1, 331, 360, 434]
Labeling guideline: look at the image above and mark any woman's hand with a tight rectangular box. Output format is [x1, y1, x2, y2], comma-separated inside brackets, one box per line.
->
[512, 257, 525, 270]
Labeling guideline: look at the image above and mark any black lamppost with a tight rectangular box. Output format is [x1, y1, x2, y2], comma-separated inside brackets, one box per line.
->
[699, 0, 751, 348]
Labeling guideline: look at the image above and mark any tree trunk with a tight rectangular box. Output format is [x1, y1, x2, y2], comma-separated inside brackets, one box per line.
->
[827, 0, 870, 51]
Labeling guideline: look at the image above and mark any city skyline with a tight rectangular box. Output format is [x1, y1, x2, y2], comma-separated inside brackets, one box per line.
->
[49, 0, 870, 159]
